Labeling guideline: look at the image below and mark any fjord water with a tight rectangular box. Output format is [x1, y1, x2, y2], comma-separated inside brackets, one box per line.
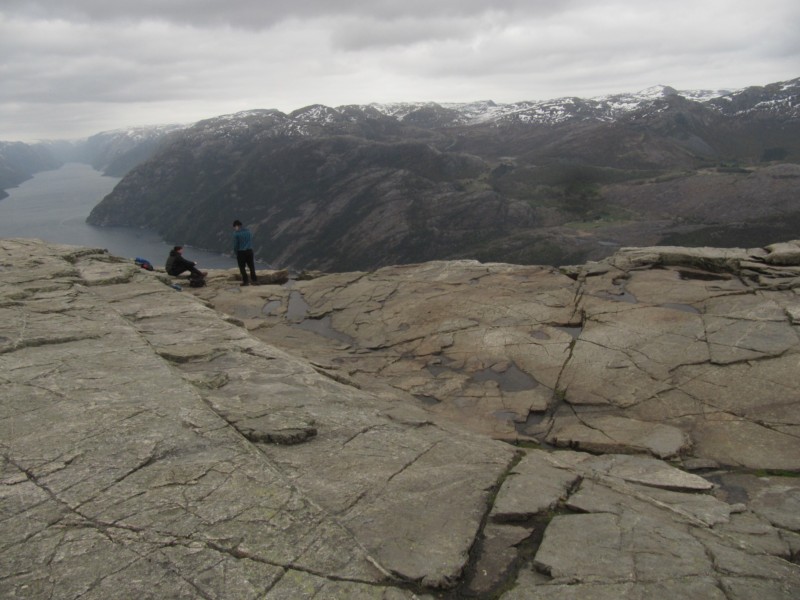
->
[0, 163, 236, 269]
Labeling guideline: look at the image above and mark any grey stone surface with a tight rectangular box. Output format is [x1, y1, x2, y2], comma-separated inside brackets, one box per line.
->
[713, 473, 800, 532]
[1, 238, 503, 598]
[546, 413, 691, 458]
[194, 244, 800, 470]
[577, 454, 715, 492]
[466, 523, 532, 597]
[490, 452, 579, 520]
[3, 238, 800, 599]
[504, 572, 728, 599]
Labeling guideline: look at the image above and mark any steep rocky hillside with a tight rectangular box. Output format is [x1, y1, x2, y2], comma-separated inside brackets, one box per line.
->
[88, 78, 800, 271]
[81, 124, 186, 176]
[0, 141, 60, 199]
[1, 125, 186, 199]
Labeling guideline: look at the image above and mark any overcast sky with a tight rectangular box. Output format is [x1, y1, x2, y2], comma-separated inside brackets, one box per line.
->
[2, 0, 798, 142]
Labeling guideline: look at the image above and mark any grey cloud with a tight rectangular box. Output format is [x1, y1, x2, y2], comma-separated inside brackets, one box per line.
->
[1, 0, 798, 142]
[5, 0, 582, 29]
[330, 17, 480, 51]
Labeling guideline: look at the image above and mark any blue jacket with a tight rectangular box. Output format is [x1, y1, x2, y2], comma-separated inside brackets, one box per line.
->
[233, 227, 253, 253]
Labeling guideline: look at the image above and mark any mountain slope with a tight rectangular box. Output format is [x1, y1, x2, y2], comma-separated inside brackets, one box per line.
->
[0, 142, 61, 199]
[88, 77, 800, 270]
[82, 125, 187, 176]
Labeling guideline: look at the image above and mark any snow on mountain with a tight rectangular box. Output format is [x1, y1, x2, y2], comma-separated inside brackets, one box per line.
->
[89, 123, 188, 143]
[186, 77, 799, 139]
[366, 84, 746, 127]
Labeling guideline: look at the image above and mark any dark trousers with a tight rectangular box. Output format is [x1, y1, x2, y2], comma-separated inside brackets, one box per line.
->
[168, 256, 204, 279]
[172, 266, 204, 279]
[236, 249, 257, 283]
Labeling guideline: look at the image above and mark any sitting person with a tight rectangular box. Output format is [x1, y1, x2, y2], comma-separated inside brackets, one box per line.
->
[165, 246, 207, 279]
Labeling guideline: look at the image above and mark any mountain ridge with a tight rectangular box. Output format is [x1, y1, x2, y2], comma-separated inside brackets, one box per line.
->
[3, 77, 797, 271]
[85, 76, 800, 271]
[194, 77, 796, 132]
[2, 76, 795, 184]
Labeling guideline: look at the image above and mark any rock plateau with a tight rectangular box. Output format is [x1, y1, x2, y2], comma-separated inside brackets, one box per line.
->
[2, 238, 799, 599]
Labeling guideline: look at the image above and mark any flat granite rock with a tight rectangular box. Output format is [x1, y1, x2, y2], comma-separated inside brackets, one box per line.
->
[577, 454, 715, 492]
[547, 413, 691, 458]
[1, 239, 508, 598]
[3, 238, 800, 599]
[490, 452, 580, 520]
[191, 243, 800, 472]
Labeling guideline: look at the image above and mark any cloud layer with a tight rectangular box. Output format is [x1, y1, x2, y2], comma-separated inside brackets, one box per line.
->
[2, 0, 798, 141]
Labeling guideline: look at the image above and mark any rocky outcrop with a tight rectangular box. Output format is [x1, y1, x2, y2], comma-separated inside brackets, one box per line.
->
[197, 240, 800, 472]
[2, 238, 800, 598]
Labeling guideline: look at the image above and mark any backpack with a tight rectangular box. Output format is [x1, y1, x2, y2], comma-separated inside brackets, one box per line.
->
[135, 257, 154, 271]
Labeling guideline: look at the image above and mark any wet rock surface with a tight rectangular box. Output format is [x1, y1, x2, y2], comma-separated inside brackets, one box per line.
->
[2, 238, 800, 598]
[198, 242, 800, 472]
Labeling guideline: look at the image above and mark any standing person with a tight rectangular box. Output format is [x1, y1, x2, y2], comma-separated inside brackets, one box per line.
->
[165, 246, 207, 279]
[232, 220, 258, 286]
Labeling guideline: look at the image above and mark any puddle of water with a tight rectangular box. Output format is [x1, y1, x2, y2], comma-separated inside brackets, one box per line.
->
[284, 290, 355, 344]
[493, 410, 520, 422]
[531, 329, 551, 340]
[262, 299, 282, 315]
[678, 270, 731, 281]
[471, 364, 538, 392]
[295, 315, 355, 345]
[707, 475, 749, 504]
[554, 326, 582, 339]
[286, 290, 310, 322]
[515, 410, 549, 436]
[415, 394, 441, 406]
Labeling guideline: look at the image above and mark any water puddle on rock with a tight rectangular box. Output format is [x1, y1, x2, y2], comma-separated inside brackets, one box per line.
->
[554, 325, 583, 339]
[262, 299, 282, 315]
[295, 315, 355, 345]
[706, 474, 750, 504]
[285, 290, 355, 345]
[515, 410, 548, 433]
[678, 269, 732, 281]
[471, 364, 538, 392]
[286, 291, 309, 322]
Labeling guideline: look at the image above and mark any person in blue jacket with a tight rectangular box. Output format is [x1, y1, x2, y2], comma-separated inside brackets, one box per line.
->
[232, 220, 258, 286]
